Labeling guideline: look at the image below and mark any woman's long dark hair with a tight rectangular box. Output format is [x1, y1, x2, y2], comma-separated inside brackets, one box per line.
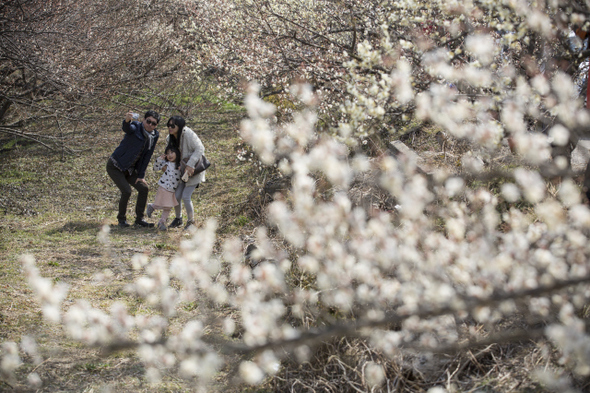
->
[167, 115, 186, 149]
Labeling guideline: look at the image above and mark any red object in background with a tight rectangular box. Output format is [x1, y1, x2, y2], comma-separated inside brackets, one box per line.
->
[579, 29, 590, 109]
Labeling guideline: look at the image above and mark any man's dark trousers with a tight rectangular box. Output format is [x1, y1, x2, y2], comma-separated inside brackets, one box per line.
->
[106, 159, 148, 222]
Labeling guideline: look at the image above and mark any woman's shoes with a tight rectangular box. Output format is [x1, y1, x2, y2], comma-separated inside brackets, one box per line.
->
[169, 217, 183, 228]
[165, 217, 193, 230]
[157, 221, 167, 231]
[184, 220, 195, 230]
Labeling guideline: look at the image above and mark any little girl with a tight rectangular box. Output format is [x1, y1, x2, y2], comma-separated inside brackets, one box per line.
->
[146, 145, 182, 230]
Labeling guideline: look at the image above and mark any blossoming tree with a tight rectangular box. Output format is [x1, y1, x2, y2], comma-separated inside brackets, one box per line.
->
[185, 0, 590, 153]
[0, 0, 192, 151]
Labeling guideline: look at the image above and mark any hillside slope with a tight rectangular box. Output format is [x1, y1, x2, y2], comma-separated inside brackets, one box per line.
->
[0, 108, 254, 391]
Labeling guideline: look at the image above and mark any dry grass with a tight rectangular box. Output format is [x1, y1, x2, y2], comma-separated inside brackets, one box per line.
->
[0, 107, 254, 392]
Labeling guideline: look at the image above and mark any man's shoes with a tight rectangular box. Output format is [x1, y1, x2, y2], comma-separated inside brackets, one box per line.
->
[135, 219, 155, 228]
[184, 220, 195, 230]
[169, 217, 183, 228]
[118, 220, 131, 228]
[146, 204, 154, 218]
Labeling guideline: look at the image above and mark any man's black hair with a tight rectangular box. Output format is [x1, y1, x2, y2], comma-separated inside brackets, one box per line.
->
[144, 110, 161, 124]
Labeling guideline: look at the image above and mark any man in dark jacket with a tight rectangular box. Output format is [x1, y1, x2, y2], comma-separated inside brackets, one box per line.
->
[107, 110, 160, 227]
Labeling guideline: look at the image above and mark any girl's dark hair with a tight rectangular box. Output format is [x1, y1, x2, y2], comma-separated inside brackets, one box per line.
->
[165, 145, 181, 167]
[167, 115, 186, 149]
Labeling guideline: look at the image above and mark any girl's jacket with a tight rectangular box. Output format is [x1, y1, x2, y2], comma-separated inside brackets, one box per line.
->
[154, 157, 181, 192]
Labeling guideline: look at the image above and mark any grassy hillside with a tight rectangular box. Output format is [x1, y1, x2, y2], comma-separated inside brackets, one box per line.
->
[0, 108, 257, 391]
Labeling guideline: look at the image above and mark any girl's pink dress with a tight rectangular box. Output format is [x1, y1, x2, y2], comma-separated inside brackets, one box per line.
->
[152, 186, 178, 208]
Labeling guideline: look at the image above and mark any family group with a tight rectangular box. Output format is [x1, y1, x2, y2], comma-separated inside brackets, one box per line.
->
[106, 110, 207, 231]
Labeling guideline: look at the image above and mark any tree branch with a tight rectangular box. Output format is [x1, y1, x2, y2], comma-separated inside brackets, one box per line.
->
[98, 274, 590, 358]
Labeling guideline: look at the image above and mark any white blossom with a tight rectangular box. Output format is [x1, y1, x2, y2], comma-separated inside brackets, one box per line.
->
[365, 361, 386, 388]
[514, 168, 546, 203]
[502, 183, 521, 202]
[239, 361, 265, 385]
[445, 177, 464, 197]
[558, 179, 582, 207]
[549, 125, 570, 146]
